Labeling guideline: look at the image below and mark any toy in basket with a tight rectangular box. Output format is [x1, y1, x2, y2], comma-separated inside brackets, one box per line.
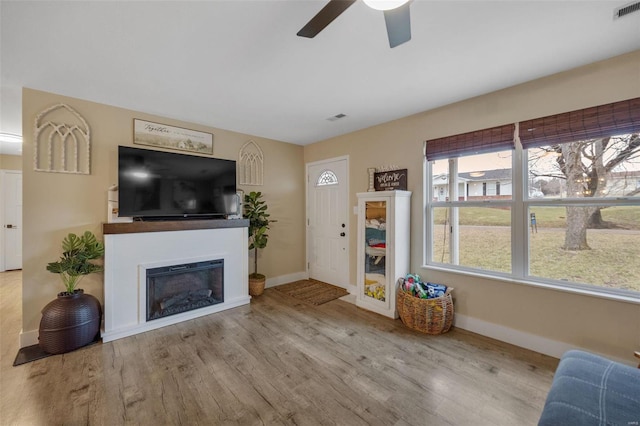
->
[396, 275, 454, 334]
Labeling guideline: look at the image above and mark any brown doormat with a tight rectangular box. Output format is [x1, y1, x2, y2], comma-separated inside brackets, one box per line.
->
[274, 279, 349, 305]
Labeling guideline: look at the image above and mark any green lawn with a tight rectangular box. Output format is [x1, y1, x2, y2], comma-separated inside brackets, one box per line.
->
[529, 229, 640, 291]
[431, 206, 640, 292]
[433, 206, 640, 229]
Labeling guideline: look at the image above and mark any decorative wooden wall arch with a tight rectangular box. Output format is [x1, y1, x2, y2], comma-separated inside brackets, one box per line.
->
[238, 139, 264, 186]
[34, 103, 91, 174]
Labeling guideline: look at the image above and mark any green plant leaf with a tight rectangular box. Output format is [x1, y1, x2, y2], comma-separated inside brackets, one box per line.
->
[47, 231, 105, 292]
[62, 233, 82, 253]
[243, 192, 275, 275]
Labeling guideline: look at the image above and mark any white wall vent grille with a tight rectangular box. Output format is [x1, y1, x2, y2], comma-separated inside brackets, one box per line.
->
[614, 1, 640, 19]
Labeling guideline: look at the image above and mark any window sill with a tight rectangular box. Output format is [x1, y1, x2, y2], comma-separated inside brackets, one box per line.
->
[420, 264, 640, 305]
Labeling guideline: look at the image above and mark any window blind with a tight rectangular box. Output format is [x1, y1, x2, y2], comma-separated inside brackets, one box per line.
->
[425, 123, 515, 161]
[519, 97, 640, 149]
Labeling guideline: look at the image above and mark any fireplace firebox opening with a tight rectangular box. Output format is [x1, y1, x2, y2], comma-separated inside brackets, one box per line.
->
[146, 259, 223, 321]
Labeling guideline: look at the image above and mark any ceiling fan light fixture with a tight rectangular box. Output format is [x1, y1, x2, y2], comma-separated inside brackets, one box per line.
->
[362, 0, 409, 11]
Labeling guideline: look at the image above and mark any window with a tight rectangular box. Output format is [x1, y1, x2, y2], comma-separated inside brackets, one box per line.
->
[316, 170, 338, 186]
[425, 97, 640, 298]
[429, 151, 513, 274]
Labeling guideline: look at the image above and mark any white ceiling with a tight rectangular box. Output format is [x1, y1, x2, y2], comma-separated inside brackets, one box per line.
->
[2, 0, 640, 157]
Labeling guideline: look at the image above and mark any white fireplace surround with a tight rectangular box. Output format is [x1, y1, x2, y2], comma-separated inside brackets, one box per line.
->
[103, 222, 249, 342]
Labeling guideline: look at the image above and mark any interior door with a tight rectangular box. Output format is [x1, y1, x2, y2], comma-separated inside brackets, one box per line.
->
[2, 171, 22, 270]
[307, 158, 348, 287]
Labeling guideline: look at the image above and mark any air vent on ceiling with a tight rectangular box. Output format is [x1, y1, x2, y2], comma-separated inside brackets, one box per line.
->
[326, 113, 347, 122]
[614, 1, 640, 19]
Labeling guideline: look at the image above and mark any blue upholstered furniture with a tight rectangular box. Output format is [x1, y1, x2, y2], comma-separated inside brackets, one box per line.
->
[538, 350, 640, 426]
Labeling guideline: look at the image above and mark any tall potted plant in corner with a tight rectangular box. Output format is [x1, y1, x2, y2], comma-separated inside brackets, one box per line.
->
[244, 191, 274, 296]
[39, 231, 104, 354]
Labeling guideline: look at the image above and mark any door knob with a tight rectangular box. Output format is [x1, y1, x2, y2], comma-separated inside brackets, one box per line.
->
[5, 224, 16, 229]
[340, 232, 346, 237]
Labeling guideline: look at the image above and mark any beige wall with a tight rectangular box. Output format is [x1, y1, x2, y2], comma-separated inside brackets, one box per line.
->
[21, 88, 305, 336]
[0, 154, 22, 170]
[304, 50, 640, 362]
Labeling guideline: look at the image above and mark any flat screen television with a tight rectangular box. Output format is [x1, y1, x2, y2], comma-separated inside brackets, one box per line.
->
[118, 146, 237, 220]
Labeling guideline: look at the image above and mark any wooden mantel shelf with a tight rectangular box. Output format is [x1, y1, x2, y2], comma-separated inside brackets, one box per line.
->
[103, 219, 249, 235]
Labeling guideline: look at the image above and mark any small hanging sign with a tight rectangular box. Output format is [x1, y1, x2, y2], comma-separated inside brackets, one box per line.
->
[374, 169, 407, 191]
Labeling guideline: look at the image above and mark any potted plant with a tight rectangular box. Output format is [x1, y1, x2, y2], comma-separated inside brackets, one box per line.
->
[39, 231, 104, 354]
[243, 191, 274, 296]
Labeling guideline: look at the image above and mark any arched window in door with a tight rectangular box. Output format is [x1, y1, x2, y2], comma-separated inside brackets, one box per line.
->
[316, 170, 338, 186]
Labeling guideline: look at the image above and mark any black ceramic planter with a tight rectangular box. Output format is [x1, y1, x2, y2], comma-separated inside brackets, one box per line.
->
[38, 289, 102, 354]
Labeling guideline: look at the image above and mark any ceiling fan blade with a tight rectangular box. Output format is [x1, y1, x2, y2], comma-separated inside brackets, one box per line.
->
[383, 2, 411, 48]
[297, 0, 357, 38]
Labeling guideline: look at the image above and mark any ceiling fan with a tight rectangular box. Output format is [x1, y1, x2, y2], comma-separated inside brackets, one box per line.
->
[297, 0, 412, 48]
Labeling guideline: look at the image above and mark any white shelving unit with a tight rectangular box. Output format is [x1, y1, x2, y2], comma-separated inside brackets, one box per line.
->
[356, 190, 411, 318]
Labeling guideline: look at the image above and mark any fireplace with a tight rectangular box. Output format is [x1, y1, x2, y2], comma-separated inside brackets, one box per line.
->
[146, 259, 224, 321]
[102, 221, 249, 343]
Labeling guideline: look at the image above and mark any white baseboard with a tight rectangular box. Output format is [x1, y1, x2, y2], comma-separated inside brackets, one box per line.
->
[345, 284, 357, 294]
[265, 271, 308, 288]
[339, 293, 356, 304]
[19, 329, 39, 348]
[453, 313, 633, 366]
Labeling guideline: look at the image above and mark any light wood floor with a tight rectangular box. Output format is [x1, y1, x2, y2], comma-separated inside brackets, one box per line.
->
[0, 270, 558, 425]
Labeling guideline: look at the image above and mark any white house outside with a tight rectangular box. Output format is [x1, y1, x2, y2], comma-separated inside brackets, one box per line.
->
[433, 168, 512, 201]
[433, 168, 640, 201]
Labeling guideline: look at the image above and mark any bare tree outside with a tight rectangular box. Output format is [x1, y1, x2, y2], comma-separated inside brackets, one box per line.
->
[528, 133, 640, 251]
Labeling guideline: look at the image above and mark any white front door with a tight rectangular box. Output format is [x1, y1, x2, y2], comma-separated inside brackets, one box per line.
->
[307, 158, 349, 287]
[1, 170, 22, 270]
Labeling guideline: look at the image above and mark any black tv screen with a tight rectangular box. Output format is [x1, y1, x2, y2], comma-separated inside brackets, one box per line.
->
[118, 146, 237, 219]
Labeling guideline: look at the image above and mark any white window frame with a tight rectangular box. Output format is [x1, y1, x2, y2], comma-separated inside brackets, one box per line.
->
[425, 152, 516, 278]
[423, 139, 640, 303]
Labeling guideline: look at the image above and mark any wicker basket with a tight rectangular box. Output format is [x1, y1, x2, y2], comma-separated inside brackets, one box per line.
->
[396, 285, 454, 335]
[249, 275, 266, 296]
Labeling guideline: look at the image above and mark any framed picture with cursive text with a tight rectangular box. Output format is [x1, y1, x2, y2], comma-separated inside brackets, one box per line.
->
[133, 119, 213, 155]
[374, 169, 407, 191]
